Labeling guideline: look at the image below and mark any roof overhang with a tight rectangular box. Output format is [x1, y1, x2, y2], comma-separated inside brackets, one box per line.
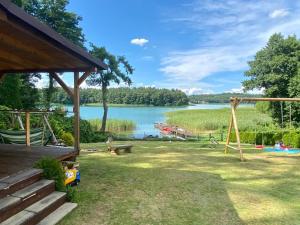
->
[0, 0, 107, 73]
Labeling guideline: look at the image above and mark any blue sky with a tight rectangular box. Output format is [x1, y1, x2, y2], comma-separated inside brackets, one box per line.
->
[45, 0, 300, 95]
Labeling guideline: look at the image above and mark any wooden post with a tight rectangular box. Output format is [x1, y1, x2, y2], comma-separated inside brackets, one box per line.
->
[0, 73, 5, 83]
[73, 72, 80, 154]
[225, 114, 233, 154]
[231, 100, 244, 161]
[25, 112, 30, 147]
[43, 114, 58, 144]
[17, 113, 25, 130]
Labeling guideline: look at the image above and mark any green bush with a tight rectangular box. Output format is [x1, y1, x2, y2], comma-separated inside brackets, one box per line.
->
[0, 105, 11, 129]
[34, 157, 65, 191]
[61, 132, 74, 146]
[229, 132, 237, 142]
[283, 133, 293, 147]
[292, 133, 300, 148]
[283, 132, 300, 148]
[66, 185, 78, 203]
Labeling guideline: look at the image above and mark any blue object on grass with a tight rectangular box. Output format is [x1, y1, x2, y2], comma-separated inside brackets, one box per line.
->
[264, 148, 300, 154]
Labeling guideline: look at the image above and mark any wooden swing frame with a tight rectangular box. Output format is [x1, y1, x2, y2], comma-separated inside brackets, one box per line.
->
[225, 97, 300, 161]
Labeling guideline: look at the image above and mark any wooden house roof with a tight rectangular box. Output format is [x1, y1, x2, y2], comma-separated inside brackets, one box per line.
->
[0, 0, 107, 73]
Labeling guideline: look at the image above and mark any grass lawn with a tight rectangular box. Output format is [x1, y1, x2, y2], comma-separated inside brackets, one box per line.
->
[60, 141, 300, 225]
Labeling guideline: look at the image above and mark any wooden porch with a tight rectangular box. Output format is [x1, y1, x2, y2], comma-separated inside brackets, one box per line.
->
[0, 144, 76, 179]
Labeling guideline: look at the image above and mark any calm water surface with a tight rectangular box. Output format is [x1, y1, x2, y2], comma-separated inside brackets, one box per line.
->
[66, 104, 249, 137]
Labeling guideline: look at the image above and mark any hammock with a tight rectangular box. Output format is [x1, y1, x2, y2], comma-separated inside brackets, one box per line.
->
[0, 128, 51, 146]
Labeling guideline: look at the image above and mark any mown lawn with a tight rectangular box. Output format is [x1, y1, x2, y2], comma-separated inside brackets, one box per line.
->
[60, 141, 300, 225]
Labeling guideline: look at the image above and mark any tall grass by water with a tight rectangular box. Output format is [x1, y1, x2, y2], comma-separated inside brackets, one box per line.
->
[166, 107, 273, 133]
[89, 119, 136, 133]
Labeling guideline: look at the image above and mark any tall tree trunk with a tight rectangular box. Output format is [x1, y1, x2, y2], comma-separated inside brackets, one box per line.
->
[101, 84, 108, 132]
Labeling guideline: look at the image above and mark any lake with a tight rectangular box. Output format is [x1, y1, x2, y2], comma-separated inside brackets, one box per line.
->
[66, 104, 248, 138]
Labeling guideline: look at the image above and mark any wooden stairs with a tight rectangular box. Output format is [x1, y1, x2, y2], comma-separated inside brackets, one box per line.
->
[0, 168, 77, 225]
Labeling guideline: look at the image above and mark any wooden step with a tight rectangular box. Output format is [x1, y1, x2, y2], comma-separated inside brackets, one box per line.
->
[0, 180, 55, 222]
[0, 169, 43, 198]
[1, 191, 66, 225]
[37, 203, 77, 225]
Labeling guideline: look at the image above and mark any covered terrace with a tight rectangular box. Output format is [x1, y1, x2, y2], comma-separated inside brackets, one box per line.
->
[0, 0, 107, 178]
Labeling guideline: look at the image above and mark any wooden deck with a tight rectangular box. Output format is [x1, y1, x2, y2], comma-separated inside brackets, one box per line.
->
[0, 144, 77, 179]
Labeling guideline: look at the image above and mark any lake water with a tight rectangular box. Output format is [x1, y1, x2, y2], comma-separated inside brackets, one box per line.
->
[66, 104, 245, 137]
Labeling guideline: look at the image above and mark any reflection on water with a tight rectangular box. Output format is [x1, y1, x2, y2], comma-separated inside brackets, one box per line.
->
[66, 104, 253, 137]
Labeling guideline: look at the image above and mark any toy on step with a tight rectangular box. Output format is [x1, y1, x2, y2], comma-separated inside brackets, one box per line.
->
[62, 161, 80, 186]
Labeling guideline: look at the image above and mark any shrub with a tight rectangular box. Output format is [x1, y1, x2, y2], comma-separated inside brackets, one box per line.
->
[61, 132, 74, 146]
[283, 132, 300, 148]
[0, 105, 11, 129]
[34, 157, 65, 191]
[283, 133, 293, 147]
[66, 185, 78, 203]
[292, 133, 300, 148]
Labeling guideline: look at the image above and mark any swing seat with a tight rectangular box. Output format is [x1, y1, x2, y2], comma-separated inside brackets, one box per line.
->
[0, 128, 52, 146]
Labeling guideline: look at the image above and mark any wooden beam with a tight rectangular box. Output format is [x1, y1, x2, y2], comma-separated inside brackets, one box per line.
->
[0, 8, 7, 21]
[50, 72, 74, 98]
[73, 72, 80, 154]
[230, 97, 300, 102]
[78, 69, 96, 86]
[0, 73, 5, 83]
[25, 112, 30, 147]
[224, 114, 233, 154]
[43, 115, 58, 144]
[231, 101, 244, 161]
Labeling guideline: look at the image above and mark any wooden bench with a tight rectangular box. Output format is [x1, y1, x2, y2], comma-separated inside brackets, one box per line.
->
[108, 145, 133, 155]
[106, 138, 133, 155]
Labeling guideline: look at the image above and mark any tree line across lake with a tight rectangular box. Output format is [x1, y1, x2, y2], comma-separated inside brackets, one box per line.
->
[47, 87, 189, 106]
[189, 93, 261, 104]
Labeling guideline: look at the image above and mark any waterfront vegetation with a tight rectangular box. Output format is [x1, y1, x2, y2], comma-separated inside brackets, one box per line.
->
[60, 141, 300, 225]
[166, 107, 273, 133]
[89, 119, 135, 133]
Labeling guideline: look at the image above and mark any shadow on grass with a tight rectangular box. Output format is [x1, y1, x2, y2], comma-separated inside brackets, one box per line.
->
[62, 154, 245, 225]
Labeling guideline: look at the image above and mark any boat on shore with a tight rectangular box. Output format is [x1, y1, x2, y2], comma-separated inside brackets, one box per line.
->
[154, 123, 193, 139]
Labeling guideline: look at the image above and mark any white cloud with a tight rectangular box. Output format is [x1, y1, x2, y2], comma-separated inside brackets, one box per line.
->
[130, 38, 149, 46]
[160, 0, 300, 89]
[269, 9, 289, 19]
[247, 88, 265, 95]
[181, 88, 212, 95]
[226, 87, 244, 94]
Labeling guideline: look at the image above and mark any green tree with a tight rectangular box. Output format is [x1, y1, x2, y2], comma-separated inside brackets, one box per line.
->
[0, 73, 40, 109]
[11, 0, 86, 109]
[22, 0, 85, 47]
[243, 33, 300, 123]
[87, 45, 134, 132]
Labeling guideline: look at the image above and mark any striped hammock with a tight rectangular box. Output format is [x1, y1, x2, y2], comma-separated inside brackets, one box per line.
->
[0, 128, 51, 146]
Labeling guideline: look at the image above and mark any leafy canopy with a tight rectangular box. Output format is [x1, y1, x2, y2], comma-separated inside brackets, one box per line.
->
[87, 45, 134, 87]
[243, 33, 300, 124]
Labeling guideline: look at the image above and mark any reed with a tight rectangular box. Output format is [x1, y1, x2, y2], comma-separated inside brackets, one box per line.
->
[166, 107, 273, 134]
[88, 119, 136, 133]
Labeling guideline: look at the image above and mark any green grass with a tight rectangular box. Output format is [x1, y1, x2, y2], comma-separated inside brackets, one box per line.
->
[166, 107, 273, 133]
[60, 141, 300, 225]
[89, 119, 136, 133]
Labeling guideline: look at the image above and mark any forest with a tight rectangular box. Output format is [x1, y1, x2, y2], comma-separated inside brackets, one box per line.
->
[188, 93, 261, 103]
[46, 87, 189, 106]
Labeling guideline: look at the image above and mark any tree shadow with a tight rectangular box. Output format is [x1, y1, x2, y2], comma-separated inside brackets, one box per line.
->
[71, 153, 245, 225]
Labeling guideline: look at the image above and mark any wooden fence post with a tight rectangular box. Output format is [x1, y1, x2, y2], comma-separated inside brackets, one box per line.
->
[25, 112, 30, 147]
[73, 72, 80, 154]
